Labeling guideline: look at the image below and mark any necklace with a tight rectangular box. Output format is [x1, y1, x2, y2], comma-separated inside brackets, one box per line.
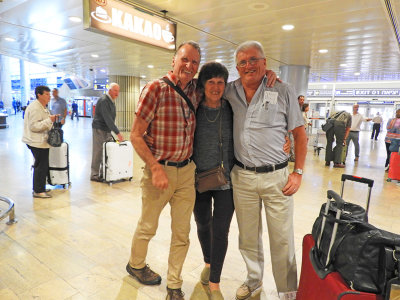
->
[202, 101, 221, 123]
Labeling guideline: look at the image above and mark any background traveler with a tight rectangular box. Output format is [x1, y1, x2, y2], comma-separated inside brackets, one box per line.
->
[22, 85, 57, 198]
[90, 83, 123, 182]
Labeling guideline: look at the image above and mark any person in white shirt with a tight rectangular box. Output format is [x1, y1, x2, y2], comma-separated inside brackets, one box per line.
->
[371, 112, 383, 140]
[346, 104, 371, 161]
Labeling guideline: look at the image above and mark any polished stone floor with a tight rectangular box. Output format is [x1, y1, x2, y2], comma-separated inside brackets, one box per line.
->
[0, 113, 399, 300]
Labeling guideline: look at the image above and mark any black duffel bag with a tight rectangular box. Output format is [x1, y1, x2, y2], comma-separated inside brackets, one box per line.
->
[311, 199, 367, 268]
[330, 220, 400, 296]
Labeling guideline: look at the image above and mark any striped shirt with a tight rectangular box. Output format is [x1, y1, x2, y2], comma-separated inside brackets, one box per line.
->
[136, 72, 199, 162]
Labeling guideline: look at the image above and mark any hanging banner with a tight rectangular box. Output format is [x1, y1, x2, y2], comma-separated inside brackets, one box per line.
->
[83, 0, 176, 50]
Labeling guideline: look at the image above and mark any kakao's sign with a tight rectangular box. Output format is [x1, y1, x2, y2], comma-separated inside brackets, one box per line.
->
[84, 0, 176, 50]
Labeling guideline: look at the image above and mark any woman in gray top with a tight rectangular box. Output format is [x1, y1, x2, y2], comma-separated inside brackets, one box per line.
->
[192, 62, 234, 300]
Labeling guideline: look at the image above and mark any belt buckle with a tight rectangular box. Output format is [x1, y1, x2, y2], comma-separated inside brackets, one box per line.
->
[272, 164, 276, 171]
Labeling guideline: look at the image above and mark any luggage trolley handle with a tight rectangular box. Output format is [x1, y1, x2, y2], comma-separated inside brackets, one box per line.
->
[317, 190, 345, 266]
[340, 174, 374, 216]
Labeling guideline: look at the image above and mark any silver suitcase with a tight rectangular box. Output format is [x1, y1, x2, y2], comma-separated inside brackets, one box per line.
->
[48, 142, 70, 188]
[102, 141, 133, 185]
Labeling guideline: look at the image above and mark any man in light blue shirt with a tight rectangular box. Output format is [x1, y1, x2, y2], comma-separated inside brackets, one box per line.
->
[224, 41, 307, 300]
[49, 88, 67, 126]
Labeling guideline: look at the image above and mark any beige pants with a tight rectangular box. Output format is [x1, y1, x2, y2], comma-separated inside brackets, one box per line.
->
[129, 161, 196, 289]
[231, 165, 297, 293]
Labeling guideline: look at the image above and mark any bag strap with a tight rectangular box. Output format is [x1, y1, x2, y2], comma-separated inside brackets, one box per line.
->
[218, 102, 224, 168]
[162, 77, 195, 113]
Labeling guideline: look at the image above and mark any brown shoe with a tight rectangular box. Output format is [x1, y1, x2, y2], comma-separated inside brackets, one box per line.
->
[333, 163, 345, 168]
[354, 157, 359, 161]
[325, 161, 330, 166]
[166, 287, 185, 300]
[126, 263, 161, 285]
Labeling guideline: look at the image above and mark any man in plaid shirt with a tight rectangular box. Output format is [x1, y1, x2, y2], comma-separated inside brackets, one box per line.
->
[126, 41, 201, 300]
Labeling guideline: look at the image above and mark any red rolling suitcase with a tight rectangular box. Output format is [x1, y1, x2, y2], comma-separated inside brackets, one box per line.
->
[297, 175, 383, 300]
[388, 152, 400, 182]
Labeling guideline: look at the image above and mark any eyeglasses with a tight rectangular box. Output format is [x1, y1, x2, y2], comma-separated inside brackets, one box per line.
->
[237, 57, 264, 68]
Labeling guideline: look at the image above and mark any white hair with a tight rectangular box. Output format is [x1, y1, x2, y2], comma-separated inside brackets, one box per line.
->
[109, 82, 119, 90]
[234, 41, 266, 63]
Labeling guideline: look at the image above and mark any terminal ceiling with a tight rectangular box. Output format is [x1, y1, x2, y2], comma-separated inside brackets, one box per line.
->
[1, 0, 400, 83]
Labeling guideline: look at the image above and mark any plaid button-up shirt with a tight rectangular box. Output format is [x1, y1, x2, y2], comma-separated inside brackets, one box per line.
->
[136, 72, 199, 162]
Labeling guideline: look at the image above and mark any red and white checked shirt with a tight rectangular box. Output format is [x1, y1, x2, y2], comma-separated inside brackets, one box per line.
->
[136, 72, 200, 162]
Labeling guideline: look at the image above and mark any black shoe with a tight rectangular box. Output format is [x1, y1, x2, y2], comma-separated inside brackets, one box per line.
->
[126, 263, 161, 285]
[325, 162, 330, 166]
[90, 177, 103, 182]
[166, 287, 185, 300]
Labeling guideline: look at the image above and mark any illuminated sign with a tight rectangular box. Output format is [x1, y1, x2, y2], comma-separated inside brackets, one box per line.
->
[308, 89, 400, 98]
[83, 0, 176, 50]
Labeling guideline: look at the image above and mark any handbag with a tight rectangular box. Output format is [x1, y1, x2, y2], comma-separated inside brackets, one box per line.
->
[47, 117, 63, 147]
[195, 105, 228, 193]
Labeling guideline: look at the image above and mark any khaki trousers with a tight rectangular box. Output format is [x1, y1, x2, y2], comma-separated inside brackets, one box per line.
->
[129, 161, 196, 289]
[231, 165, 297, 293]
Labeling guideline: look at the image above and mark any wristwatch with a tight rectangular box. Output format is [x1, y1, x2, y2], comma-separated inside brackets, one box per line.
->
[293, 168, 303, 175]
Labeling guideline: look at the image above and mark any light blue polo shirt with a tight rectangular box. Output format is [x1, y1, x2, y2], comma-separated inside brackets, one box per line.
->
[50, 97, 67, 120]
[224, 76, 303, 166]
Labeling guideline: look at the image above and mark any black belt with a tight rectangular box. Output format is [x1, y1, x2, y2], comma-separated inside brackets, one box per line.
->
[234, 158, 288, 173]
[350, 131, 359, 133]
[159, 159, 191, 168]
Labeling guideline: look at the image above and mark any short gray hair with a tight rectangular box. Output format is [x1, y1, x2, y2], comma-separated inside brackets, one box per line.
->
[109, 82, 119, 90]
[234, 41, 265, 63]
[175, 40, 201, 59]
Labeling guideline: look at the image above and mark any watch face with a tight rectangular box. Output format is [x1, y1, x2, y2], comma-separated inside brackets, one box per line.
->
[294, 169, 303, 175]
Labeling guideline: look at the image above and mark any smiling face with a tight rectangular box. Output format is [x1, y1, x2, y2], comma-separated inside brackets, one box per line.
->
[204, 77, 225, 105]
[236, 47, 266, 86]
[172, 44, 200, 88]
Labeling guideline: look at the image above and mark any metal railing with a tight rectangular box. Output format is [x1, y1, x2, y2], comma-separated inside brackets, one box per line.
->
[0, 196, 17, 225]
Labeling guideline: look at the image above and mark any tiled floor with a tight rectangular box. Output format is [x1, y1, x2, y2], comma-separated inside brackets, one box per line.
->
[0, 113, 399, 300]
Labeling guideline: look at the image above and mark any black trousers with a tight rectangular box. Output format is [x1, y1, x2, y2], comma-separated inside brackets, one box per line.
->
[385, 142, 391, 167]
[193, 189, 234, 283]
[27, 145, 49, 193]
[371, 123, 381, 140]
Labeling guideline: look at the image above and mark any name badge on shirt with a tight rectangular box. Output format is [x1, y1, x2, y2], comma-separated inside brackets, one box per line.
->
[263, 91, 278, 105]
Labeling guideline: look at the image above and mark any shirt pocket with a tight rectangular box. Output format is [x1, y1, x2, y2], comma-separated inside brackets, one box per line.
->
[252, 103, 278, 128]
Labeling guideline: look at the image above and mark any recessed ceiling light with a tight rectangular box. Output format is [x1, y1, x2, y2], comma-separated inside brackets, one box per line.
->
[147, 65, 154, 68]
[354, 72, 360, 76]
[340, 63, 347, 67]
[100, 69, 106, 73]
[248, 3, 269, 10]
[91, 54, 99, 58]
[4, 37, 16, 42]
[215, 59, 222, 63]
[318, 49, 328, 54]
[282, 24, 294, 31]
[141, 75, 146, 78]
[68, 16, 82, 23]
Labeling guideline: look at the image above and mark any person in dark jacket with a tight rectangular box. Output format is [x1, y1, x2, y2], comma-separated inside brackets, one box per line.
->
[90, 83, 123, 182]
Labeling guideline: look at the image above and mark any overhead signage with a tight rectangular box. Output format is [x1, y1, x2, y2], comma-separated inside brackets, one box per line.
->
[308, 89, 400, 98]
[84, 0, 176, 50]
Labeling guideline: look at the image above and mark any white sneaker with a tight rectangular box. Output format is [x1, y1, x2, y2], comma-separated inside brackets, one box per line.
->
[279, 291, 297, 300]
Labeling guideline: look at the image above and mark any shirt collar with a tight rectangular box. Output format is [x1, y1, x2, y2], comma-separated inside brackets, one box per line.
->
[167, 71, 195, 90]
[106, 92, 115, 102]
